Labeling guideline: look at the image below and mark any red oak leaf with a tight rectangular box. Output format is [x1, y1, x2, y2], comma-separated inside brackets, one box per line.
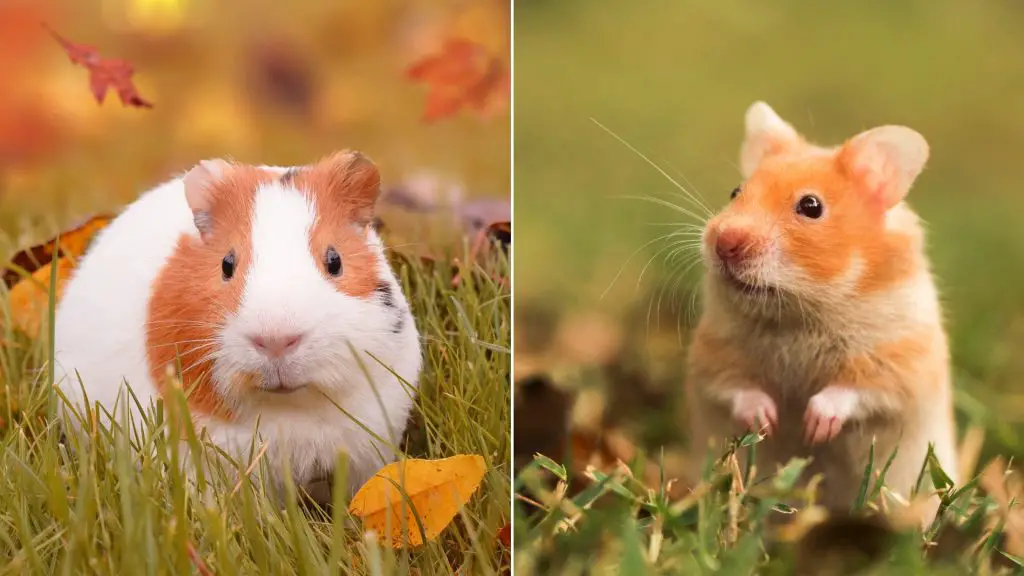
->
[406, 38, 508, 122]
[45, 25, 153, 108]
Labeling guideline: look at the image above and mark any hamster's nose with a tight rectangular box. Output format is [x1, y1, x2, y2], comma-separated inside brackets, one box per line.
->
[715, 228, 751, 264]
[249, 332, 304, 358]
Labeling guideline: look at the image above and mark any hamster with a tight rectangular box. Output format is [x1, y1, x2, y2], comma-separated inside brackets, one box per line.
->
[53, 150, 422, 496]
[685, 102, 958, 524]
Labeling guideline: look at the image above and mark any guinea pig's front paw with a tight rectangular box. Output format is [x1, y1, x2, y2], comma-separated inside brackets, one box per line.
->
[731, 388, 778, 436]
[803, 386, 860, 445]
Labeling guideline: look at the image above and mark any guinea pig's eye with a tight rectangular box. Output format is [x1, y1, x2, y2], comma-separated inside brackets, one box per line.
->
[796, 194, 824, 219]
[222, 250, 236, 280]
[324, 246, 342, 277]
[730, 186, 741, 200]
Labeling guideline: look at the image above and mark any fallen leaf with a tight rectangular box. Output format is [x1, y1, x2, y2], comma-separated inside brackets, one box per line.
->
[497, 523, 510, 548]
[406, 38, 508, 122]
[4, 213, 114, 288]
[45, 24, 154, 108]
[7, 257, 75, 339]
[348, 455, 487, 548]
[4, 214, 114, 339]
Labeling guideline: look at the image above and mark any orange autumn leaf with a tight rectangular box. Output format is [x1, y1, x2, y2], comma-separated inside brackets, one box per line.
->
[4, 213, 114, 288]
[7, 257, 75, 339]
[348, 455, 487, 548]
[407, 38, 508, 122]
[45, 25, 154, 108]
[4, 214, 114, 338]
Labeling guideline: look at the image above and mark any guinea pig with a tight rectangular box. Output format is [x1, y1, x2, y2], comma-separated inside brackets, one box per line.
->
[53, 150, 422, 497]
[685, 102, 958, 525]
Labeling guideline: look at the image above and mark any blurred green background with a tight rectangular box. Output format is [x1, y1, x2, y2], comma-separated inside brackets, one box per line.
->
[0, 0, 509, 253]
[514, 0, 1024, 467]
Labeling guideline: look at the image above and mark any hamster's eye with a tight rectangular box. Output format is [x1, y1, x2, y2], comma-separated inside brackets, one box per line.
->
[324, 246, 342, 277]
[796, 194, 824, 219]
[222, 250, 236, 280]
[730, 186, 741, 200]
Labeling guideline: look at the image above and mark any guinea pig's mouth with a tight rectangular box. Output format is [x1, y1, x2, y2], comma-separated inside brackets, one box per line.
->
[260, 384, 305, 395]
[255, 368, 310, 394]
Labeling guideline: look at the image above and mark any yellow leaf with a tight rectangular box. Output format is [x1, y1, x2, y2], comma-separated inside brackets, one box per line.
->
[7, 257, 75, 339]
[348, 454, 487, 548]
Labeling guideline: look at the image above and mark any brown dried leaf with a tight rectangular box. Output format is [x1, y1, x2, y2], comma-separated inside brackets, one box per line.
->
[4, 213, 115, 288]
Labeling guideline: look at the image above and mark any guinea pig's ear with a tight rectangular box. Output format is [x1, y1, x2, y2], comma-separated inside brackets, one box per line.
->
[740, 101, 802, 178]
[837, 125, 929, 211]
[314, 150, 382, 225]
[183, 158, 231, 238]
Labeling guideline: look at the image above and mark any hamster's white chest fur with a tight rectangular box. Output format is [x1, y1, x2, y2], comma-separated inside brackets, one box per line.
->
[53, 162, 422, 493]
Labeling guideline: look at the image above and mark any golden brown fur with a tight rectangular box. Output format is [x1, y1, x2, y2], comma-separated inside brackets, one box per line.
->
[685, 102, 958, 524]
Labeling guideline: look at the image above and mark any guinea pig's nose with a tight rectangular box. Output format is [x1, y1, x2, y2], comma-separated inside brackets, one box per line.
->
[715, 228, 751, 264]
[250, 332, 304, 358]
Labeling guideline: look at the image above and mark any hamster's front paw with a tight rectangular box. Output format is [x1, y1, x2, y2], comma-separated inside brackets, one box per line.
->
[731, 388, 778, 436]
[803, 386, 860, 444]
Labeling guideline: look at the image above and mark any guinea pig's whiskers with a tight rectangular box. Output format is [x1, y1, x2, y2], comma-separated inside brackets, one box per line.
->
[148, 338, 220, 350]
[145, 319, 224, 331]
[178, 350, 224, 379]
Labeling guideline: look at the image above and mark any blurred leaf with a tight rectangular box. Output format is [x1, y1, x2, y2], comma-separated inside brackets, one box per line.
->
[45, 25, 153, 108]
[7, 256, 74, 340]
[4, 214, 115, 288]
[533, 454, 568, 483]
[927, 445, 955, 493]
[4, 214, 113, 339]
[773, 458, 810, 492]
[407, 38, 509, 123]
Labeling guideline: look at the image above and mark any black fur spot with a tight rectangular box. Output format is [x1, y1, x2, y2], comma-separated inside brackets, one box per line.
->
[376, 281, 394, 308]
[279, 168, 299, 185]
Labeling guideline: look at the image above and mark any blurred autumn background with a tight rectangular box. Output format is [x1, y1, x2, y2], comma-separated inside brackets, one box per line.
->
[0, 0, 509, 251]
[514, 0, 1024, 493]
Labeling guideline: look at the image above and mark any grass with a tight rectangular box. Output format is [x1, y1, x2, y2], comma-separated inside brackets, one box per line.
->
[0, 241, 510, 575]
[514, 435, 1023, 574]
[514, 0, 1024, 572]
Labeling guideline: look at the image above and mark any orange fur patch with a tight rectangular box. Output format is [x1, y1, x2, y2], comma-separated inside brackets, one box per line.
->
[286, 151, 382, 299]
[146, 165, 275, 418]
[838, 328, 941, 397]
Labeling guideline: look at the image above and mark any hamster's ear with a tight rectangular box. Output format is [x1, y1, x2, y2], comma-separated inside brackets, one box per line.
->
[183, 158, 232, 238]
[313, 150, 382, 225]
[837, 126, 929, 211]
[740, 101, 802, 178]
